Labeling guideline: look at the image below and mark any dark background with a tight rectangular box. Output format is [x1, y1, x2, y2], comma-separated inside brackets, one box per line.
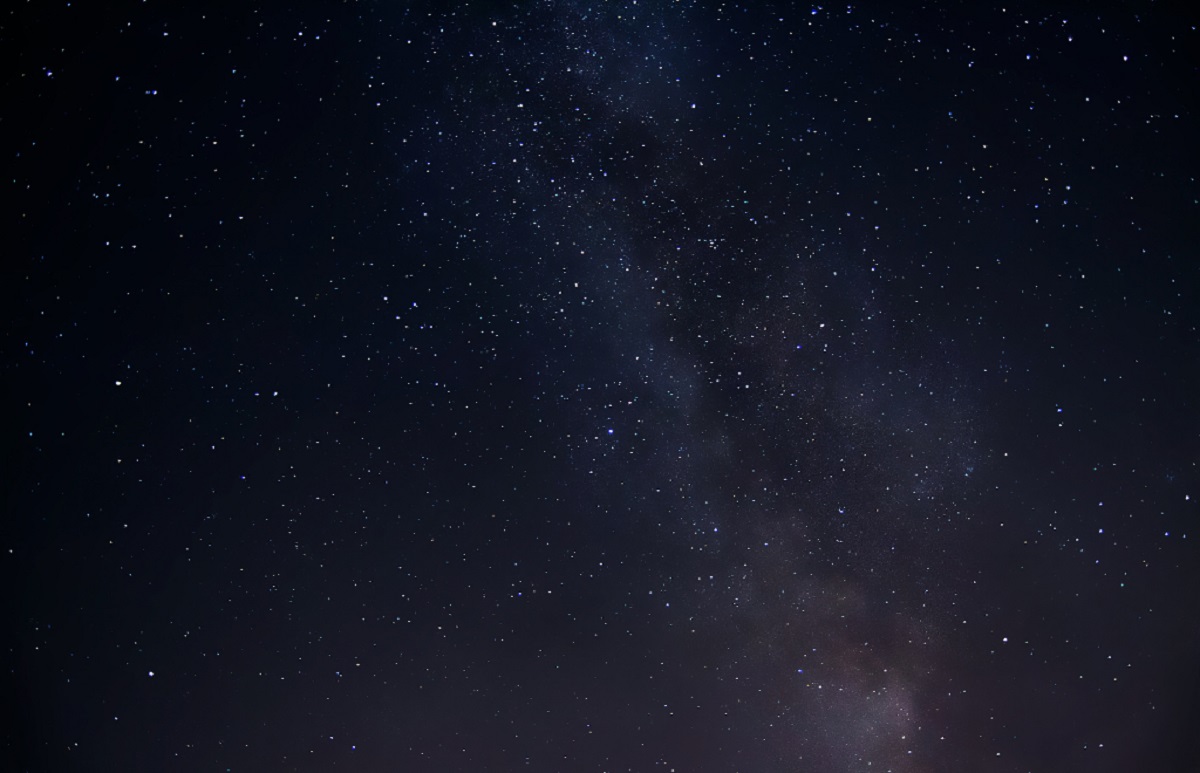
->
[4, 1, 1198, 770]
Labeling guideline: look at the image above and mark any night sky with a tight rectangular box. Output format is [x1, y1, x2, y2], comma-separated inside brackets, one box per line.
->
[5, 2, 1199, 771]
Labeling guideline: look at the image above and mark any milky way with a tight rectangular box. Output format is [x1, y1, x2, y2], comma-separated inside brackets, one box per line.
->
[7, 2, 1198, 771]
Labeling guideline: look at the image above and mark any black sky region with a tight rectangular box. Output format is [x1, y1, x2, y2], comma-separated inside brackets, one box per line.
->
[4, 1, 1199, 771]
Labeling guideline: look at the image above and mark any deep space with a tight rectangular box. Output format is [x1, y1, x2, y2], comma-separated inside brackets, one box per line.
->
[5, 1, 1199, 771]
